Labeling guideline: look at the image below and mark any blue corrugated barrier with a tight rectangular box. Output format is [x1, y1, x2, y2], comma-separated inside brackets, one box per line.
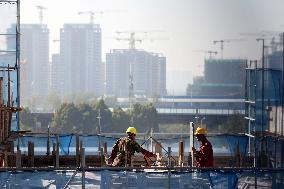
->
[0, 169, 283, 188]
[17, 134, 250, 157]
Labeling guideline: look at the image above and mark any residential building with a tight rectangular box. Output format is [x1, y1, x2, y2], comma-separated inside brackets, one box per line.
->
[59, 24, 103, 96]
[106, 49, 166, 98]
[12, 24, 49, 105]
[49, 54, 64, 96]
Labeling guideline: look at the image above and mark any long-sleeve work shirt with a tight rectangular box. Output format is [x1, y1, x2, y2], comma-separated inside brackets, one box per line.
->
[195, 139, 213, 167]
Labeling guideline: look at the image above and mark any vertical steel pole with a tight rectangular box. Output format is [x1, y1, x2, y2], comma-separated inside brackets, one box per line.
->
[47, 124, 50, 155]
[281, 33, 284, 167]
[56, 135, 60, 168]
[189, 122, 194, 167]
[97, 109, 101, 155]
[15, 0, 21, 152]
[254, 61, 258, 189]
[167, 147, 171, 189]
[16, 0, 21, 131]
[81, 148, 85, 189]
[246, 60, 251, 156]
[256, 38, 265, 166]
[150, 128, 153, 152]
[254, 168, 257, 189]
[261, 39, 265, 149]
[281, 33, 284, 136]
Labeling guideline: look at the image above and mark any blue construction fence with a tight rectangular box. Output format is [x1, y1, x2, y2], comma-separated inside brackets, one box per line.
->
[17, 133, 284, 167]
[16, 134, 249, 158]
[0, 168, 283, 189]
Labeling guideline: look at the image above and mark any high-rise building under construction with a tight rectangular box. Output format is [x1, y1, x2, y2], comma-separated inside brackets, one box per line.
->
[187, 59, 246, 98]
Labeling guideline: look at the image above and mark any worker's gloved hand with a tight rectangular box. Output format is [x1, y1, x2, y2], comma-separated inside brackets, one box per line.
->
[154, 153, 163, 166]
[156, 153, 162, 161]
[105, 157, 113, 165]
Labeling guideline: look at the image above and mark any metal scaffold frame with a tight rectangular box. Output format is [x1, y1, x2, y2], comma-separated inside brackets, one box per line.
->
[245, 59, 257, 167]
[0, 0, 21, 126]
[245, 33, 284, 169]
[0, 0, 22, 165]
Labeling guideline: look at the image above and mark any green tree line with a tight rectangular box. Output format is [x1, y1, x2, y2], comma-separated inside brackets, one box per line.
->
[20, 100, 159, 134]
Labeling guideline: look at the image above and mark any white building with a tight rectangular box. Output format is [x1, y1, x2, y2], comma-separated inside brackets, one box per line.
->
[17, 24, 49, 105]
[49, 54, 64, 96]
[59, 24, 103, 97]
[106, 49, 166, 98]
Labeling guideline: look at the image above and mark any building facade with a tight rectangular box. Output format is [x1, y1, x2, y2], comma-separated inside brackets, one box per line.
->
[15, 24, 49, 105]
[59, 24, 103, 97]
[106, 49, 166, 98]
[187, 59, 246, 98]
[49, 54, 64, 96]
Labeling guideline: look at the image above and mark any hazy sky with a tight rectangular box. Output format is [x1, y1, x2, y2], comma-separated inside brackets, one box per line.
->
[2, 0, 284, 94]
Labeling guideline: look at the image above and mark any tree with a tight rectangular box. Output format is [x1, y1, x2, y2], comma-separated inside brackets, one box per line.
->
[144, 103, 159, 131]
[111, 107, 130, 132]
[26, 95, 43, 112]
[93, 99, 112, 132]
[51, 103, 81, 133]
[50, 101, 160, 134]
[218, 112, 246, 133]
[103, 96, 117, 107]
[43, 92, 62, 112]
[77, 103, 97, 134]
[19, 107, 36, 131]
[129, 103, 159, 132]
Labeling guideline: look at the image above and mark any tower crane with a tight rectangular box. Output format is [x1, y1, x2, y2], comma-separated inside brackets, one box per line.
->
[213, 39, 245, 59]
[116, 32, 141, 49]
[78, 11, 96, 24]
[114, 30, 165, 111]
[36, 5, 47, 25]
[115, 30, 165, 49]
[192, 50, 218, 59]
[240, 32, 282, 53]
[240, 32, 274, 38]
[78, 10, 126, 24]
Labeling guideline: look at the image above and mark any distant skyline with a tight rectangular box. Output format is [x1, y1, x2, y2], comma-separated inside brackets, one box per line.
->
[2, 0, 284, 95]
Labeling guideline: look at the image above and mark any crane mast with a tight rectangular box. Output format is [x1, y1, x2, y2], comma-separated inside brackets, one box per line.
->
[36, 5, 47, 25]
[192, 50, 218, 59]
[213, 40, 225, 59]
[213, 39, 245, 59]
[78, 10, 127, 25]
[116, 30, 165, 50]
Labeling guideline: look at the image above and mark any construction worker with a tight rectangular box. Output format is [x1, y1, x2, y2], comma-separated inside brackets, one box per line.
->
[107, 127, 156, 167]
[192, 127, 213, 167]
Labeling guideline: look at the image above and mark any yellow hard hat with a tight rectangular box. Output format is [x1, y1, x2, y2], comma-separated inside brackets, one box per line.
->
[126, 127, 137, 135]
[195, 127, 206, 135]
